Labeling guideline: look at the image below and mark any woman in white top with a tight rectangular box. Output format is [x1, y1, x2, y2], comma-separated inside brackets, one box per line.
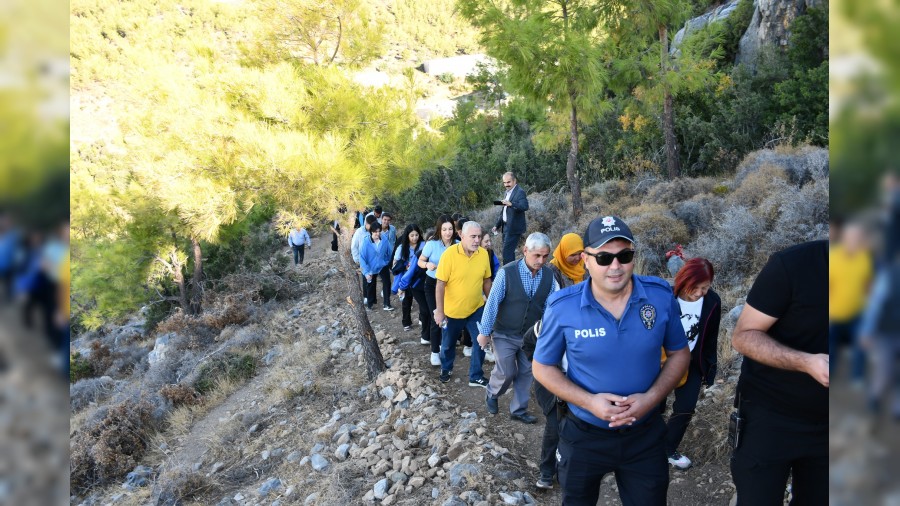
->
[664, 257, 721, 470]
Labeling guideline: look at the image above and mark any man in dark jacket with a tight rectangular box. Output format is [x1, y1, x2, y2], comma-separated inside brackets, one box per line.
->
[492, 172, 529, 265]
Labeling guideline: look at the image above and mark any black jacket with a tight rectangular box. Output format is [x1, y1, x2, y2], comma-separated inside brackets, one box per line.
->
[683, 288, 721, 387]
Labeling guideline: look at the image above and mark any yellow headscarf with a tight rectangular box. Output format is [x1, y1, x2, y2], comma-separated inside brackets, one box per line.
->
[549, 233, 586, 285]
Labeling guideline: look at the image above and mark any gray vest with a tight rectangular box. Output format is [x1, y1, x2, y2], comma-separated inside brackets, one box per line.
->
[494, 262, 553, 337]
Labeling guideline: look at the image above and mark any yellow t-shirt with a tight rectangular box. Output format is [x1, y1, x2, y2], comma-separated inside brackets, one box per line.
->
[829, 244, 872, 322]
[436, 244, 491, 319]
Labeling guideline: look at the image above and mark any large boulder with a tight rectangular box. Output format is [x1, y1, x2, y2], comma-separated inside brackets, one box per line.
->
[671, 0, 743, 55]
[735, 0, 824, 65]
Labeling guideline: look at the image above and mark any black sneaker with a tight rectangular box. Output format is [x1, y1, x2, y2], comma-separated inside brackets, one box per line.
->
[440, 370, 452, 383]
[510, 412, 538, 424]
[383, 305, 395, 311]
[468, 377, 488, 388]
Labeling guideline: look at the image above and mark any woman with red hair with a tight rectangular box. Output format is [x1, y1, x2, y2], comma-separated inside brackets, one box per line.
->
[665, 257, 721, 470]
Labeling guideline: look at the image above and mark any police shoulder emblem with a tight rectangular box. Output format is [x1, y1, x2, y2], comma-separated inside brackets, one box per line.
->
[639, 304, 656, 330]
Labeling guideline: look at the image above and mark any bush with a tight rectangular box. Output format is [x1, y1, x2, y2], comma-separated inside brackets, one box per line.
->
[645, 177, 717, 207]
[70, 352, 94, 383]
[728, 163, 790, 209]
[193, 353, 257, 395]
[71, 399, 159, 494]
[673, 194, 725, 236]
[160, 384, 202, 407]
[689, 205, 766, 286]
[69, 341, 114, 383]
[155, 466, 214, 504]
[71, 376, 121, 412]
[625, 206, 690, 276]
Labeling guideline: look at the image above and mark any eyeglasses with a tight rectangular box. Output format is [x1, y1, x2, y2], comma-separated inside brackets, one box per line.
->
[584, 249, 636, 266]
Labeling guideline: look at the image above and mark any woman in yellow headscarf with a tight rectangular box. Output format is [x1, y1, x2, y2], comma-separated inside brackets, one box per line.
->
[548, 233, 586, 287]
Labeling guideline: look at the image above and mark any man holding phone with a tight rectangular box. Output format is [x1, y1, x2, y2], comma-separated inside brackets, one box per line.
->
[492, 172, 529, 265]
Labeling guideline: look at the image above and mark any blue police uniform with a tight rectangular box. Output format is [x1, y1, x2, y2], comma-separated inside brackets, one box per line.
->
[533, 274, 687, 506]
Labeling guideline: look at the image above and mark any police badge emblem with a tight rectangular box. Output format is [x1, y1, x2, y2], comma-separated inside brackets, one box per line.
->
[639, 304, 656, 330]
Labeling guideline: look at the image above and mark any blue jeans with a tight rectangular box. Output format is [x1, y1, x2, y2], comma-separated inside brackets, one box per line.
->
[440, 305, 485, 381]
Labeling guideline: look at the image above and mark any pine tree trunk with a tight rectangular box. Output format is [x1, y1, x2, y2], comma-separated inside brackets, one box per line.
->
[170, 250, 189, 314]
[567, 86, 584, 220]
[189, 237, 203, 315]
[337, 215, 385, 379]
[561, 1, 583, 220]
[659, 25, 680, 179]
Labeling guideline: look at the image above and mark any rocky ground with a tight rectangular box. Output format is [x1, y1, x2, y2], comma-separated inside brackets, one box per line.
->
[72, 239, 742, 506]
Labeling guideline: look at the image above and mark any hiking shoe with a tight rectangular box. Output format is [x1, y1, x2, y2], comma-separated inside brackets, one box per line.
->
[485, 349, 496, 362]
[440, 370, 452, 383]
[536, 476, 554, 490]
[463, 346, 472, 357]
[668, 452, 692, 469]
[510, 412, 538, 424]
[383, 305, 395, 311]
[403, 326, 411, 331]
[420, 338, 430, 345]
[430, 352, 441, 366]
[486, 394, 499, 415]
[468, 377, 488, 388]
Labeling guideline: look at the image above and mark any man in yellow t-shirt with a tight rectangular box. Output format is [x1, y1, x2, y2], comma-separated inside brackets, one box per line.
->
[434, 221, 493, 386]
[829, 222, 873, 381]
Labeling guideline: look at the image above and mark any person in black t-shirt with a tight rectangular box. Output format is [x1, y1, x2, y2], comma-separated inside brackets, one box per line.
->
[730, 240, 828, 505]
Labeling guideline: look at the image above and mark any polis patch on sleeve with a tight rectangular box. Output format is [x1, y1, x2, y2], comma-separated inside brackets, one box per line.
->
[639, 304, 656, 330]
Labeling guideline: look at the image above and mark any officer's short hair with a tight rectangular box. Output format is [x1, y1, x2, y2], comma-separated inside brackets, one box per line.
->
[525, 232, 551, 251]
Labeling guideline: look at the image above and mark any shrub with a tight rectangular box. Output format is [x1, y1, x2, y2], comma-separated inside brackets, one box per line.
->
[645, 177, 717, 207]
[688, 205, 766, 287]
[155, 466, 214, 504]
[728, 163, 790, 209]
[193, 353, 257, 395]
[673, 194, 725, 237]
[625, 207, 690, 277]
[70, 352, 94, 383]
[159, 384, 202, 407]
[437, 72, 455, 84]
[71, 399, 159, 494]
[71, 376, 120, 412]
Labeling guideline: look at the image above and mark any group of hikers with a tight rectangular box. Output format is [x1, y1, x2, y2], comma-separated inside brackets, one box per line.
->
[294, 171, 827, 505]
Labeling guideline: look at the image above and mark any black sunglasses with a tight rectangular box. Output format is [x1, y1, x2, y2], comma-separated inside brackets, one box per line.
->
[585, 249, 636, 266]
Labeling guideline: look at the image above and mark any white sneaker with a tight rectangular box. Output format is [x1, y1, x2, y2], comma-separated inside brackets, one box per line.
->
[420, 338, 430, 345]
[463, 346, 472, 357]
[485, 349, 495, 362]
[430, 352, 441, 366]
[668, 452, 692, 469]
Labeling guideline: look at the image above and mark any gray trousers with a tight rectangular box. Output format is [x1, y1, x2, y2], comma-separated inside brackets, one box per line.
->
[487, 332, 533, 416]
[869, 336, 900, 415]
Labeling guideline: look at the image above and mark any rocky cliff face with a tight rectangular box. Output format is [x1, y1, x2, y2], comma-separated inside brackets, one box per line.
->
[670, 0, 743, 56]
[735, 0, 823, 65]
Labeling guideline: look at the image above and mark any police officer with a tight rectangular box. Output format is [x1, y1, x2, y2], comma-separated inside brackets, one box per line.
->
[532, 215, 690, 506]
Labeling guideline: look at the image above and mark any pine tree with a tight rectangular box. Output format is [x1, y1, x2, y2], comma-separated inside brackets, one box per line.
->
[457, 0, 611, 219]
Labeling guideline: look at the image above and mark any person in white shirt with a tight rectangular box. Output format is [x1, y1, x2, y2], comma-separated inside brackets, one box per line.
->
[288, 225, 311, 266]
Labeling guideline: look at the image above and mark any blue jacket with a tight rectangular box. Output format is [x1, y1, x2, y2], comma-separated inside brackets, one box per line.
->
[393, 243, 425, 293]
[360, 238, 391, 276]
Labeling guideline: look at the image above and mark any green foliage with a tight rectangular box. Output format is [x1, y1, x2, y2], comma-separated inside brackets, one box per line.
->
[387, 0, 481, 57]
[194, 353, 257, 394]
[384, 99, 566, 226]
[70, 352, 94, 383]
[770, 6, 828, 145]
[437, 72, 455, 84]
[245, 0, 384, 68]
